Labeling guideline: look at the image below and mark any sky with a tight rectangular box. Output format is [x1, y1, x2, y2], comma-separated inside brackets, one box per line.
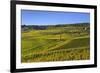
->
[21, 10, 90, 25]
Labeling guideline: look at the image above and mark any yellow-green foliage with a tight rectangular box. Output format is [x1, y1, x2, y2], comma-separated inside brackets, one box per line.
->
[21, 24, 90, 63]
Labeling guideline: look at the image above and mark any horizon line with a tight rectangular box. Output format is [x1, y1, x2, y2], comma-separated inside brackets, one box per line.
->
[21, 22, 90, 26]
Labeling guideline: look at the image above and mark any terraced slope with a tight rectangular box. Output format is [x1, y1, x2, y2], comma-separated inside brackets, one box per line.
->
[21, 24, 90, 63]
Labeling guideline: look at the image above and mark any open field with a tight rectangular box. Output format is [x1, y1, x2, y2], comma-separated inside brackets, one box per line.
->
[21, 23, 90, 63]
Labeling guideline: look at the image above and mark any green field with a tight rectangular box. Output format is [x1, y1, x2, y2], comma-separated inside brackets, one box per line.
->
[21, 23, 90, 63]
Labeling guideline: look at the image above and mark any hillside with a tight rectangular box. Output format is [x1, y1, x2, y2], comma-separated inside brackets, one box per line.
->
[21, 23, 90, 63]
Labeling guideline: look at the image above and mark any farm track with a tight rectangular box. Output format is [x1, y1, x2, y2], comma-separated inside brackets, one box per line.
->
[45, 36, 89, 51]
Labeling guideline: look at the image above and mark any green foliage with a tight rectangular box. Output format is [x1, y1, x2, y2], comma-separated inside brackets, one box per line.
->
[21, 23, 90, 63]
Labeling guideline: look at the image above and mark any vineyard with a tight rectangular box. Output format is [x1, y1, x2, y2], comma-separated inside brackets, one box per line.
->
[21, 23, 90, 63]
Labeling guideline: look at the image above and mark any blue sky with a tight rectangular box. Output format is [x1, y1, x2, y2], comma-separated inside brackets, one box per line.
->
[21, 10, 90, 25]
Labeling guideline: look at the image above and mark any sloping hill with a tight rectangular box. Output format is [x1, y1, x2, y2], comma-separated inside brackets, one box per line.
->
[47, 36, 89, 51]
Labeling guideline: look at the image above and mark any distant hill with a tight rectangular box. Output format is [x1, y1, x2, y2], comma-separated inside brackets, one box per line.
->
[21, 23, 90, 31]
